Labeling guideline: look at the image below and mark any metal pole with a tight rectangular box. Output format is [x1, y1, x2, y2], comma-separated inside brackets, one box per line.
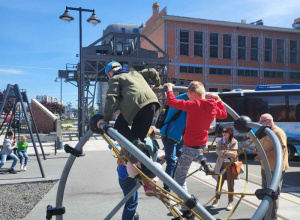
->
[78, 7, 84, 139]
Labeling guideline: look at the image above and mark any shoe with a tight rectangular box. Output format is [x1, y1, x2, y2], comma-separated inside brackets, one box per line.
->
[226, 202, 233, 211]
[212, 199, 219, 208]
[8, 169, 17, 174]
[143, 184, 156, 197]
[182, 210, 194, 220]
[135, 139, 146, 151]
[134, 212, 139, 220]
[203, 163, 214, 175]
[20, 164, 24, 170]
[23, 165, 27, 171]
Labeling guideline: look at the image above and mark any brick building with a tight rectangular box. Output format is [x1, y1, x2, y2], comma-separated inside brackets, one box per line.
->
[141, 3, 300, 92]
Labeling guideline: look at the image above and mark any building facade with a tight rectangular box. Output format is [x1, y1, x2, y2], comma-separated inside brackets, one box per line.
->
[141, 3, 300, 92]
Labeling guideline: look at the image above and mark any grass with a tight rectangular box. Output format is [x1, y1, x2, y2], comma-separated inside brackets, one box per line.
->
[22, 196, 27, 200]
[62, 120, 76, 124]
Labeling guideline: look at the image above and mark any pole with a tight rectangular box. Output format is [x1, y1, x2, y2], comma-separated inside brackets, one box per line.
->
[78, 7, 84, 139]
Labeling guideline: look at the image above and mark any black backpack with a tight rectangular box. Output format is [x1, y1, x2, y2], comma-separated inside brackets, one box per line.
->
[155, 105, 182, 130]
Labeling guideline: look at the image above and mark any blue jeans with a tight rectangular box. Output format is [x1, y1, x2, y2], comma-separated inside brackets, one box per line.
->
[0, 153, 19, 170]
[162, 136, 183, 192]
[18, 150, 28, 165]
[118, 177, 138, 220]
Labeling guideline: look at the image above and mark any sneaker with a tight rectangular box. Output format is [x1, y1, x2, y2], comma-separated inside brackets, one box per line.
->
[20, 164, 24, 170]
[143, 184, 156, 197]
[23, 165, 27, 171]
[226, 202, 233, 211]
[203, 163, 215, 175]
[8, 169, 17, 174]
[182, 210, 194, 220]
[135, 139, 146, 151]
[212, 199, 219, 208]
[134, 212, 139, 220]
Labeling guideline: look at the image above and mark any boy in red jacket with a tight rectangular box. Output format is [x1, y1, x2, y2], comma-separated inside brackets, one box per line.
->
[164, 81, 227, 219]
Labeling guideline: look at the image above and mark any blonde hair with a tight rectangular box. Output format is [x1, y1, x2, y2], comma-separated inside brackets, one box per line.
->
[21, 135, 28, 141]
[187, 81, 205, 97]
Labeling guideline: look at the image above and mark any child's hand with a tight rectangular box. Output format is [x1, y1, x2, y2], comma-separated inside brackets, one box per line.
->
[163, 83, 174, 92]
[158, 155, 166, 161]
[207, 93, 221, 102]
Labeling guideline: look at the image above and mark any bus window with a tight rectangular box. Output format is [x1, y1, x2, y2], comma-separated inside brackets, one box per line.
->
[221, 96, 245, 122]
[246, 95, 285, 122]
[289, 95, 300, 122]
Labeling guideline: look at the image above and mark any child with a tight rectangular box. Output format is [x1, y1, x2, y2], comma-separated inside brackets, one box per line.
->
[164, 81, 227, 219]
[17, 135, 29, 171]
[0, 131, 18, 174]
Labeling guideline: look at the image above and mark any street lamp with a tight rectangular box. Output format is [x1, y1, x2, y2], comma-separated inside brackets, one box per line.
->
[54, 77, 63, 105]
[59, 6, 101, 139]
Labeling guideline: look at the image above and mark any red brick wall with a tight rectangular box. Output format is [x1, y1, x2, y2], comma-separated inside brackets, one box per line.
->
[143, 16, 300, 88]
[31, 101, 56, 134]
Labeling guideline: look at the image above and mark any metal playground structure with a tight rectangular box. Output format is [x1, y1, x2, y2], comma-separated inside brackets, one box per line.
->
[46, 86, 283, 220]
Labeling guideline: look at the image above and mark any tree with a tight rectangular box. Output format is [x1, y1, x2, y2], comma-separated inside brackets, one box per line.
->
[0, 90, 14, 114]
[40, 100, 65, 115]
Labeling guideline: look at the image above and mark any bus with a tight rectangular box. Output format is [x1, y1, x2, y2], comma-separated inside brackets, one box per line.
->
[218, 84, 300, 160]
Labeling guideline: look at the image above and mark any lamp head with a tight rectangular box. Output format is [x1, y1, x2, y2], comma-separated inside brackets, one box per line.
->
[87, 12, 101, 26]
[59, 10, 74, 23]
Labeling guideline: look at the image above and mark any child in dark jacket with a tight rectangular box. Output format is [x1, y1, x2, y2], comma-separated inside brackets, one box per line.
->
[164, 81, 227, 219]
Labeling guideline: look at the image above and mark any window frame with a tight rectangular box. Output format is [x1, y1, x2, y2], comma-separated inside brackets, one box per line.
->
[250, 37, 259, 61]
[210, 33, 219, 58]
[264, 38, 273, 62]
[238, 35, 247, 60]
[290, 40, 298, 64]
[223, 34, 232, 59]
[180, 30, 190, 56]
[276, 39, 285, 63]
[194, 31, 203, 57]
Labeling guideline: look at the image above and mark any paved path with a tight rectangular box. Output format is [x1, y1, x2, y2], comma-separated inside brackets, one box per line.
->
[0, 133, 299, 219]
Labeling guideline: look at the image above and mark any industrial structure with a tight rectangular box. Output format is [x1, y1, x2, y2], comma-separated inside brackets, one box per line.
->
[59, 2, 300, 137]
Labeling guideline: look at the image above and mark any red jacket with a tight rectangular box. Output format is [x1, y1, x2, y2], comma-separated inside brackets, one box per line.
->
[167, 91, 227, 146]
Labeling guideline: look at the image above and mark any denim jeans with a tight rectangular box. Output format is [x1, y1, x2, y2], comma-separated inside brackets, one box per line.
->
[162, 136, 183, 192]
[18, 151, 28, 165]
[0, 153, 19, 170]
[118, 177, 138, 220]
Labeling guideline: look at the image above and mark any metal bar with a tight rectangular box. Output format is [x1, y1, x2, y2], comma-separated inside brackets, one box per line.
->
[103, 124, 214, 220]
[16, 85, 46, 178]
[104, 182, 142, 220]
[56, 129, 93, 220]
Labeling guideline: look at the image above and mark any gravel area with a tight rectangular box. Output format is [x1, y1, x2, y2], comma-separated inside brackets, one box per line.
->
[0, 180, 57, 220]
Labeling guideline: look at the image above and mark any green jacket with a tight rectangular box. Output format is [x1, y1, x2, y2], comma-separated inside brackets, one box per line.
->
[103, 67, 160, 124]
[17, 141, 28, 151]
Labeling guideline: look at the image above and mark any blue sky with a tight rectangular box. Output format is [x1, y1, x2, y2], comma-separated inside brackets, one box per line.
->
[0, 0, 299, 109]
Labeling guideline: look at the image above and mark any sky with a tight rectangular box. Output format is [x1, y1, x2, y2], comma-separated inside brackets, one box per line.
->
[0, 0, 299, 109]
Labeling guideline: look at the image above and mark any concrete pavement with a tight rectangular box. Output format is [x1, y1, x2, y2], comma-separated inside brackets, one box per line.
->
[1, 132, 300, 219]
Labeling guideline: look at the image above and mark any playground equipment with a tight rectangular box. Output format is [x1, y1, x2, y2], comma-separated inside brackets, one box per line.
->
[46, 86, 283, 220]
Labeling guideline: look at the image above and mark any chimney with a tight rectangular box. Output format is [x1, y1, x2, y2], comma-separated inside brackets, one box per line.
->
[241, 19, 246, 24]
[152, 2, 159, 14]
[293, 17, 300, 29]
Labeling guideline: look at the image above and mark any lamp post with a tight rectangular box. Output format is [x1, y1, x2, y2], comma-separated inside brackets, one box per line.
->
[54, 77, 62, 105]
[59, 6, 101, 139]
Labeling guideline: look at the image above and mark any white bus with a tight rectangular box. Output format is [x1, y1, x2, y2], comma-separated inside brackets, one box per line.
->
[218, 84, 300, 160]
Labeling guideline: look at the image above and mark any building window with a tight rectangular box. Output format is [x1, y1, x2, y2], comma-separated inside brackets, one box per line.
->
[209, 68, 231, 75]
[194, 31, 203, 57]
[223, 88, 231, 92]
[250, 37, 259, 61]
[209, 88, 218, 92]
[264, 71, 284, 78]
[121, 28, 125, 33]
[223, 34, 231, 59]
[290, 72, 300, 79]
[133, 28, 139, 34]
[290, 40, 298, 64]
[237, 69, 258, 77]
[238, 36, 246, 60]
[180, 30, 189, 56]
[179, 66, 203, 74]
[276, 39, 284, 63]
[264, 38, 273, 62]
[210, 33, 219, 58]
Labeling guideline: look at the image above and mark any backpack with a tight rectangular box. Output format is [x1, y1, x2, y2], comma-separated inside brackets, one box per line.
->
[155, 105, 182, 130]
